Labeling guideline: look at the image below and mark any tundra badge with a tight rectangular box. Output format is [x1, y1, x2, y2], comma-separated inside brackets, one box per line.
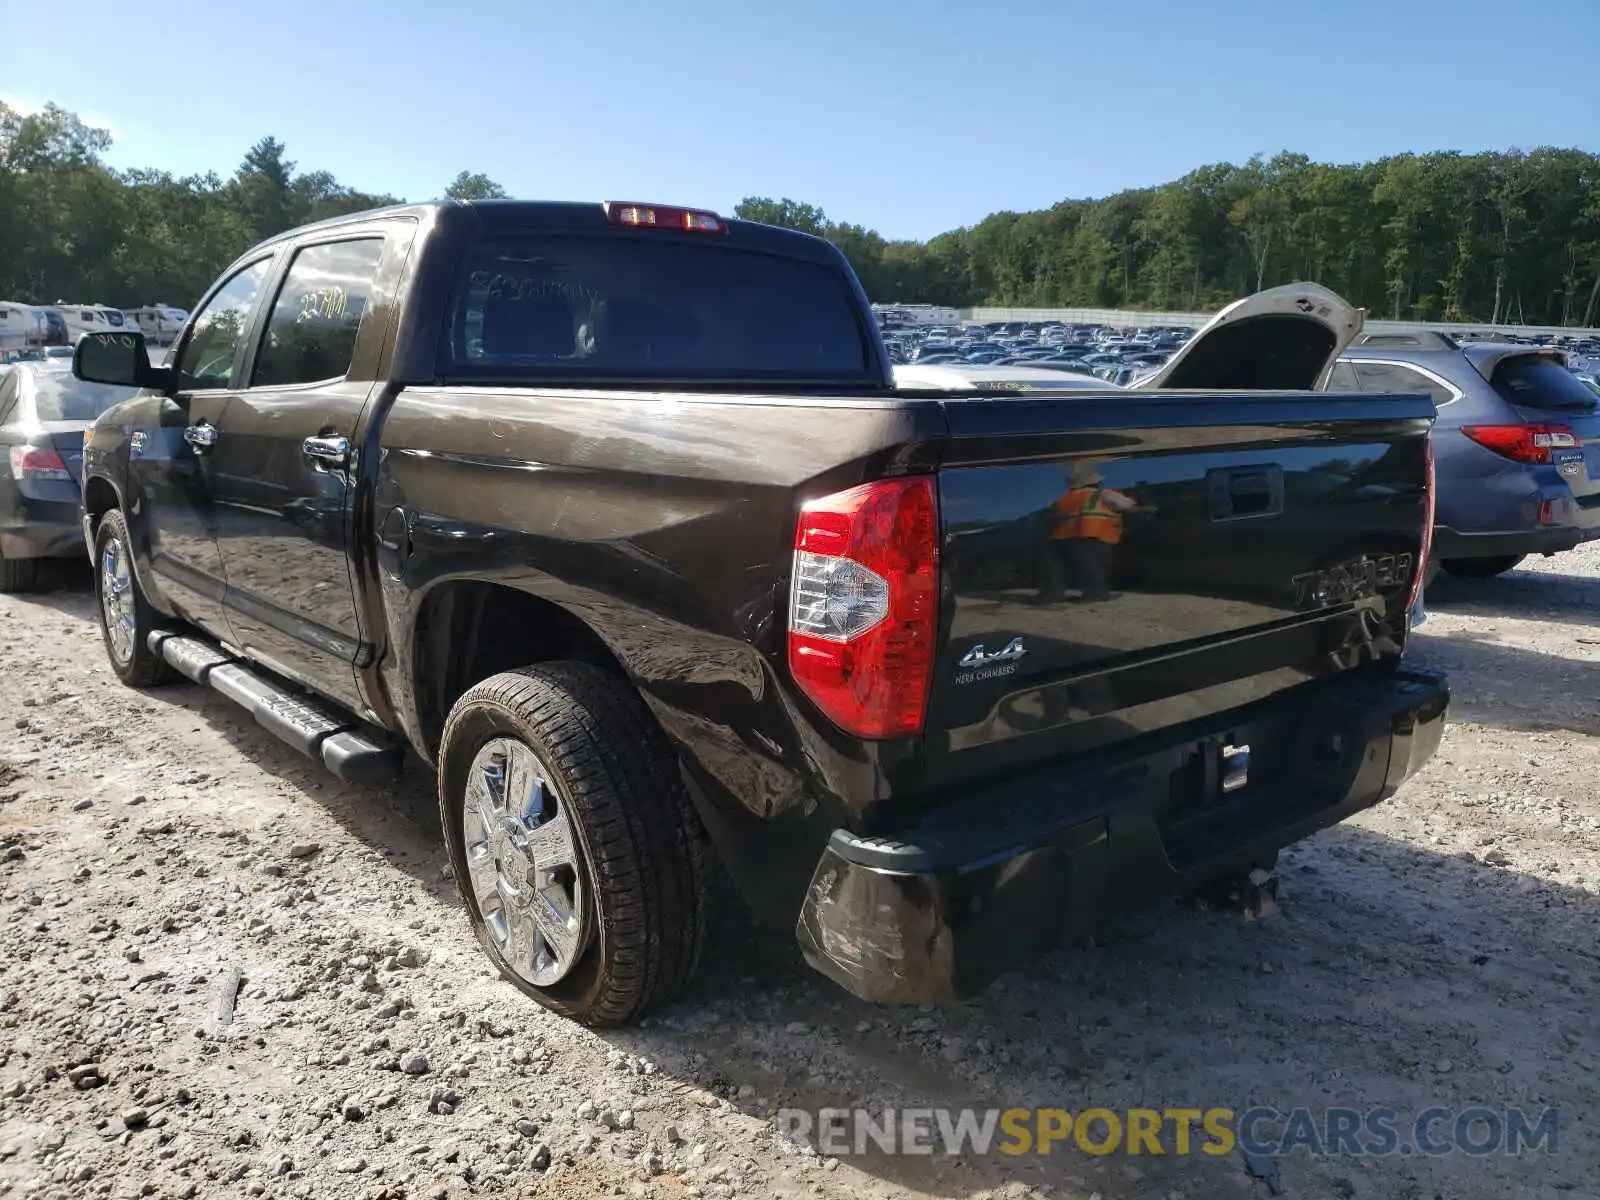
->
[1291, 553, 1413, 608]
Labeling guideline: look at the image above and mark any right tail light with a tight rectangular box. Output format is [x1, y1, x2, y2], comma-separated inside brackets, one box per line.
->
[1460, 423, 1577, 464]
[1408, 437, 1435, 615]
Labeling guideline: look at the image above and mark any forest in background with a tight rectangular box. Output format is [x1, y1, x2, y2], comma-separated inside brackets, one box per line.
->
[4, 102, 1599, 326]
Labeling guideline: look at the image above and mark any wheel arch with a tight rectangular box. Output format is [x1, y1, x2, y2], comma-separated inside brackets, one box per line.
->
[408, 578, 634, 762]
[82, 473, 120, 537]
[83, 472, 165, 609]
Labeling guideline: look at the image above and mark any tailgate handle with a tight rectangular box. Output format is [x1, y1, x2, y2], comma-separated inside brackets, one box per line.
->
[1208, 465, 1283, 521]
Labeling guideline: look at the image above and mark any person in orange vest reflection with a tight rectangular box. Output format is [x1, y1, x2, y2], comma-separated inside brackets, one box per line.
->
[1041, 462, 1154, 602]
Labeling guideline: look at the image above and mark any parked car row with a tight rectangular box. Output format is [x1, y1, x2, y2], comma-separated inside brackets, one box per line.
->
[876, 313, 1192, 385]
[9, 279, 1594, 598]
[891, 307, 1600, 584]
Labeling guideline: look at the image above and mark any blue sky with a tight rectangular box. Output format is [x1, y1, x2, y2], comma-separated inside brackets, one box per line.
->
[4, 0, 1594, 241]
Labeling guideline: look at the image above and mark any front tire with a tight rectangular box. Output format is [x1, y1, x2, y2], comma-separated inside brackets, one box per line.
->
[93, 510, 176, 687]
[438, 664, 709, 1027]
[1442, 554, 1525, 579]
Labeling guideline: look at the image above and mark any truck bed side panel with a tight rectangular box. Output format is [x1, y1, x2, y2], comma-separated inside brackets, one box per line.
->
[370, 386, 946, 920]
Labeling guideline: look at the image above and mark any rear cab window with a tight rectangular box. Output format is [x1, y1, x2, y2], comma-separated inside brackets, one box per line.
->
[1490, 356, 1599, 413]
[443, 229, 874, 385]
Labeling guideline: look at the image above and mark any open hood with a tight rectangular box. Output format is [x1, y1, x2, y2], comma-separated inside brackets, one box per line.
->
[1134, 282, 1364, 391]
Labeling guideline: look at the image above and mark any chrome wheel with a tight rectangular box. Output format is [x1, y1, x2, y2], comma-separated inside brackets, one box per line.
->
[100, 536, 136, 666]
[463, 738, 588, 987]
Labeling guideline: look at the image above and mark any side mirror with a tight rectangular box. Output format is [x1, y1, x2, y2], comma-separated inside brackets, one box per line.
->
[73, 331, 175, 392]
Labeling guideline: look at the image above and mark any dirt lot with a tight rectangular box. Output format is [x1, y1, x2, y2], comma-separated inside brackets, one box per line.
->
[1, 551, 1598, 1200]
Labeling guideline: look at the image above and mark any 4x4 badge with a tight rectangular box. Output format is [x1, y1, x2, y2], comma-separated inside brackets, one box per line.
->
[958, 637, 1027, 669]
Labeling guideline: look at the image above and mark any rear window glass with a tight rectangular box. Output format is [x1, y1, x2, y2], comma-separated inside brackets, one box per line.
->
[1490, 356, 1599, 412]
[27, 372, 139, 422]
[446, 236, 870, 381]
[1349, 361, 1456, 409]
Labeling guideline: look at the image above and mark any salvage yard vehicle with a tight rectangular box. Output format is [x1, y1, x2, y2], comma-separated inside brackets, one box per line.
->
[0, 361, 138, 591]
[72, 200, 1448, 1025]
[1326, 332, 1600, 579]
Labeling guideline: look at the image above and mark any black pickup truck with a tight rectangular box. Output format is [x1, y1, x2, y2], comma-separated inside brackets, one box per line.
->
[71, 200, 1447, 1026]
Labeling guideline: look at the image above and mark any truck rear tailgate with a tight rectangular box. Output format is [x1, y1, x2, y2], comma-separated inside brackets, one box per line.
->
[926, 388, 1435, 785]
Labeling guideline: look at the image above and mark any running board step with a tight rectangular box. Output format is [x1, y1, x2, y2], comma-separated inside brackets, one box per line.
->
[148, 631, 404, 786]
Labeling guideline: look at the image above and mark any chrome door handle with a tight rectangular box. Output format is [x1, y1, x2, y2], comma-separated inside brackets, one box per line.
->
[302, 434, 351, 467]
[183, 423, 217, 449]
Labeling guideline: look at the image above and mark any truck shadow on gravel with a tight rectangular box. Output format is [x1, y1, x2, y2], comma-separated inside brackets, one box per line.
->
[1409, 628, 1600, 736]
[1426, 567, 1600, 622]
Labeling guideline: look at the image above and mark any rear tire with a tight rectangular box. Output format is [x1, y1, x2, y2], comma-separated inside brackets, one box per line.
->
[0, 549, 40, 594]
[438, 663, 709, 1027]
[93, 510, 176, 687]
[1442, 554, 1525, 579]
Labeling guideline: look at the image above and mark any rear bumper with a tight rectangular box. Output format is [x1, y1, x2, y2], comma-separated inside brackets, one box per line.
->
[1432, 524, 1598, 561]
[795, 667, 1448, 1004]
[1433, 462, 1600, 561]
[0, 498, 85, 560]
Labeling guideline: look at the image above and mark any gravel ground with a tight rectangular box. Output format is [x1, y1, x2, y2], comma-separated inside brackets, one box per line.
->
[1, 550, 1598, 1200]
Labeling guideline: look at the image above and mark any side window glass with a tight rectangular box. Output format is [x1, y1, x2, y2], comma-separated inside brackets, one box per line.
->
[0, 373, 18, 425]
[175, 259, 272, 391]
[1354, 362, 1454, 410]
[1324, 361, 1360, 391]
[251, 239, 385, 387]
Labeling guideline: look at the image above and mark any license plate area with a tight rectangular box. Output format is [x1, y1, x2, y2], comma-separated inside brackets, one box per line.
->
[1157, 706, 1367, 856]
[1166, 733, 1254, 820]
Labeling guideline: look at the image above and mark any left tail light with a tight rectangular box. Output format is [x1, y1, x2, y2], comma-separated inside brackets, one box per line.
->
[787, 476, 939, 739]
[9, 446, 70, 481]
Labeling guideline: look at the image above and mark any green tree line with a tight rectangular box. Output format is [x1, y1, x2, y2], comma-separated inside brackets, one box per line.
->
[749, 148, 1600, 326]
[0, 103, 507, 310]
[5, 102, 1598, 326]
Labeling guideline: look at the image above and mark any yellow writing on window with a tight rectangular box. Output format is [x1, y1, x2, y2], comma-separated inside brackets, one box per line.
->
[296, 286, 350, 323]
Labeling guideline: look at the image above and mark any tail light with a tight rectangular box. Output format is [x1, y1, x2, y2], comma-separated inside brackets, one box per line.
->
[788, 476, 939, 739]
[1460, 423, 1577, 464]
[1408, 438, 1435, 615]
[9, 446, 69, 481]
[603, 201, 726, 234]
